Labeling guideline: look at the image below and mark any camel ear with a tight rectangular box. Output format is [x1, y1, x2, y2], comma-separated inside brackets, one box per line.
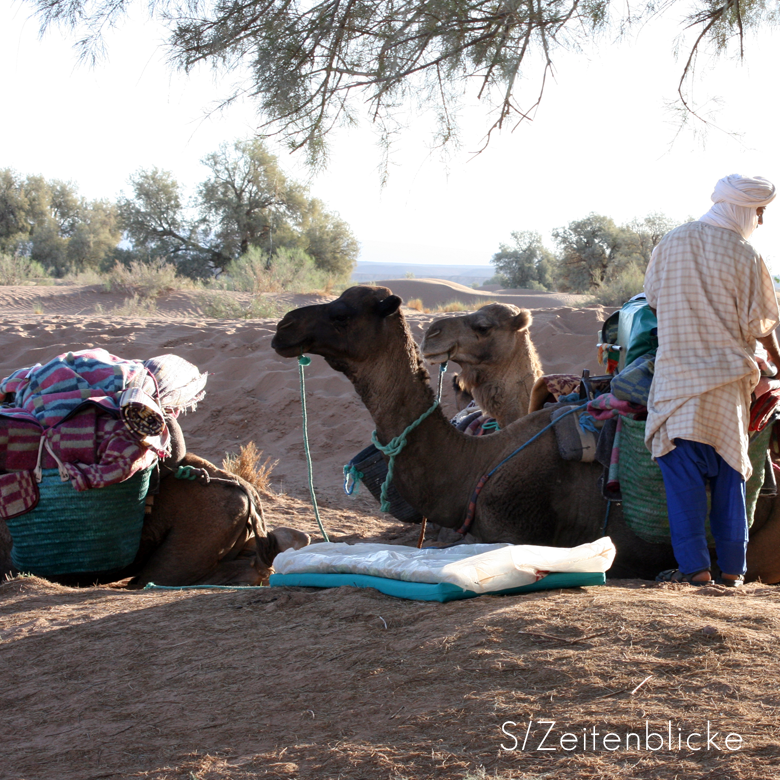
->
[512, 310, 532, 332]
[377, 295, 402, 318]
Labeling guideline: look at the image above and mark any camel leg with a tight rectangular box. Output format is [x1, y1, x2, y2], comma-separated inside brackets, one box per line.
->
[129, 474, 254, 588]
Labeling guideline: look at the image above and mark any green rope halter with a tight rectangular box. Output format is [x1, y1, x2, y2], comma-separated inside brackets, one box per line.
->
[343, 362, 448, 500]
[298, 354, 330, 542]
[371, 399, 440, 513]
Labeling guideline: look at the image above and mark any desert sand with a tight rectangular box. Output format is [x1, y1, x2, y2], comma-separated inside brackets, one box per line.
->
[2, 280, 779, 780]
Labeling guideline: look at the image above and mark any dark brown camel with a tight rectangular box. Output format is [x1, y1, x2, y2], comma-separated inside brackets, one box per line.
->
[0, 452, 309, 587]
[272, 285, 679, 579]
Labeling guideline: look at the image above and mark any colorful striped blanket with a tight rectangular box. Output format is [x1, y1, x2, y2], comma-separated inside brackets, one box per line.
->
[0, 349, 153, 428]
[0, 349, 207, 498]
[0, 407, 157, 491]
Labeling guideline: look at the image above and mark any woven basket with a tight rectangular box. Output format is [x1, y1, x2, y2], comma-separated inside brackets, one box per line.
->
[348, 444, 423, 524]
[618, 418, 770, 545]
[6, 467, 152, 577]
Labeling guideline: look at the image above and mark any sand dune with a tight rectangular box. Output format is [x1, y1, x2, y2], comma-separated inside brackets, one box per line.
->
[377, 278, 589, 311]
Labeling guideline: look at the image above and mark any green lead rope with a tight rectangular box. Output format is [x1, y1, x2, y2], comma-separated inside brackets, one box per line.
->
[298, 355, 330, 542]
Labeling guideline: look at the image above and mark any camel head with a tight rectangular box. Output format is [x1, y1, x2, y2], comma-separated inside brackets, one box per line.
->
[421, 303, 533, 368]
[273, 286, 405, 369]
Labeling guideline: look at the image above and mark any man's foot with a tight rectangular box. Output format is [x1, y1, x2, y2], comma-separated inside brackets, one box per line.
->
[655, 569, 714, 586]
[716, 573, 745, 588]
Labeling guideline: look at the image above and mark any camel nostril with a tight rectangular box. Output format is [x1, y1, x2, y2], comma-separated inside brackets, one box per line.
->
[277, 319, 294, 330]
[427, 328, 441, 339]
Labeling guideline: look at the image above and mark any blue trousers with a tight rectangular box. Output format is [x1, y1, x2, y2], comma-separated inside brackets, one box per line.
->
[657, 439, 748, 576]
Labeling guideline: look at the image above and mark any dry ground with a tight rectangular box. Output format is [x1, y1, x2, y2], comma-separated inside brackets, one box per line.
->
[2, 285, 780, 779]
[3, 495, 780, 780]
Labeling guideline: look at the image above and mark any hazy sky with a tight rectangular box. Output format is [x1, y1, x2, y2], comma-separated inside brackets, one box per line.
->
[3, 3, 780, 269]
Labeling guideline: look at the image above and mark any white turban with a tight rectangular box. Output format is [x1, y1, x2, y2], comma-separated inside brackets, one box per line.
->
[699, 174, 776, 240]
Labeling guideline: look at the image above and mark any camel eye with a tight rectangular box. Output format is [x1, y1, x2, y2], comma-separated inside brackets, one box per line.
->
[329, 307, 353, 324]
[473, 324, 492, 335]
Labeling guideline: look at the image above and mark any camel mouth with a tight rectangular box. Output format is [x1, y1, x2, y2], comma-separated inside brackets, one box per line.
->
[422, 350, 451, 365]
[271, 334, 312, 358]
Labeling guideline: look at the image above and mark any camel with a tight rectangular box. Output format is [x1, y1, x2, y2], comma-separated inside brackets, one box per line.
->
[272, 286, 675, 579]
[421, 303, 543, 427]
[0, 451, 310, 588]
[272, 285, 780, 583]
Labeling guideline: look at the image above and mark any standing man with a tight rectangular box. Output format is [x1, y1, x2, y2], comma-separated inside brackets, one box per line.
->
[644, 174, 780, 586]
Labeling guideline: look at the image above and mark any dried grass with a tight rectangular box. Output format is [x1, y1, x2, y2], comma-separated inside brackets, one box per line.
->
[221, 441, 278, 495]
[434, 300, 475, 313]
[406, 298, 426, 312]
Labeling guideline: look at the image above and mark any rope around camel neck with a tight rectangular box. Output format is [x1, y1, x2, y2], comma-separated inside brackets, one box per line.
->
[298, 355, 330, 542]
[369, 362, 448, 512]
[342, 362, 448, 499]
[371, 399, 440, 513]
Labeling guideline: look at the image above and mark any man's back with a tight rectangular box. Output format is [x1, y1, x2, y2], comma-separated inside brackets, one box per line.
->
[645, 220, 775, 405]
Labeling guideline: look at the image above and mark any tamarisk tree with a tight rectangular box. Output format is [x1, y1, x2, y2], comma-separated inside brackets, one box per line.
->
[21, 0, 777, 163]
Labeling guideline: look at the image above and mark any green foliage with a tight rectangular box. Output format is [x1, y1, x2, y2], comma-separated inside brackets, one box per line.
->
[0, 253, 48, 285]
[219, 246, 333, 294]
[491, 231, 555, 290]
[494, 212, 682, 294]
[110, 294, 159, 317]
[553, 212, 682, 293]
[198, 291, 281, 320]
[553, 214, 627, 292]
[480, 274, 508, 288]
[118, 141, 357, 280]
[296, 199, 358, 280]
[588, 263, 647, 306]
[23, 0, 773, 162]
[199, 139, 307, 263]
[0, 169, 121, 276]
[104, 260, 180, 299]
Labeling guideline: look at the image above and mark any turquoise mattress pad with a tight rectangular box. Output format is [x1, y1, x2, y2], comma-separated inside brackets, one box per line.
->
[269, 570, 606, 602]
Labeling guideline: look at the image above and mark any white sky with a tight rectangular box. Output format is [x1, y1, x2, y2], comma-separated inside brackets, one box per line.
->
[3, 3, 780, 271]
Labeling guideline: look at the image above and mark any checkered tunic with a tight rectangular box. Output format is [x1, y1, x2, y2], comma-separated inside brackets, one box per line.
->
[644, 221, 780, 479]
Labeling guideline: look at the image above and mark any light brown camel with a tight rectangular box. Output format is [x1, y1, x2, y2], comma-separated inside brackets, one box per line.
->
[421, 303, 543, 426]
[272, 285, 780, 583]
[0, 452, 309, 587]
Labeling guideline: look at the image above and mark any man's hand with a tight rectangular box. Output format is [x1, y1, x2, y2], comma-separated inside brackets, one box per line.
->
[757, 331, 780, 371]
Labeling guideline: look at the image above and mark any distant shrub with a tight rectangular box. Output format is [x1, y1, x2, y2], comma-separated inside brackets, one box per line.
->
[526, 280, 548, 291]
[105, 260, 180, 299]
[62, 268, 104, 286]
[589, 264, 646, 307]
[219, 246, 333, 294]
[199, 292, 280, 320]
[0, 254, 48, 286]
[111, 294, 159, 317]
[405, 298, 426, 312]
[434, 300, 474, 313]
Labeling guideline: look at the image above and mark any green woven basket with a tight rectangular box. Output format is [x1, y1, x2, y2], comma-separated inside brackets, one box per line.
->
[7, 467, 151, 577]
[618, 418, 770, 545]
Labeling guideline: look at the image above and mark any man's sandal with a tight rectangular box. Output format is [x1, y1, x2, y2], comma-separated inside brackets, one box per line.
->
[655, 569, 714, 586]
[715, 574, 745, 588]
